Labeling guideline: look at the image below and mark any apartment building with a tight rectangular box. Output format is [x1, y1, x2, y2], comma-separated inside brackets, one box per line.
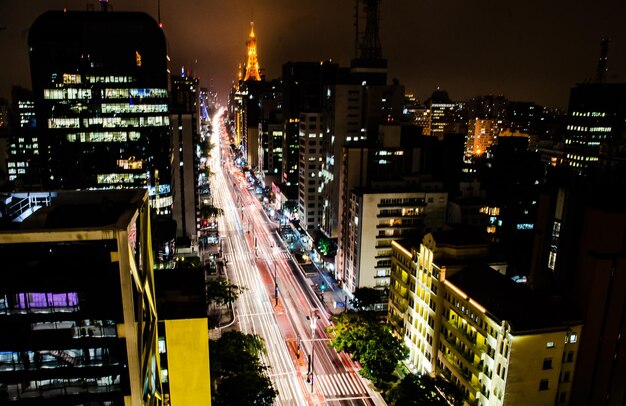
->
[389, 231, 581, 405]
[342, 188, 447, 295]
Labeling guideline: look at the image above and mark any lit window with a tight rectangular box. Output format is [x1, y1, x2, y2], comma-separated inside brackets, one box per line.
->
[546, 341, 555, 348]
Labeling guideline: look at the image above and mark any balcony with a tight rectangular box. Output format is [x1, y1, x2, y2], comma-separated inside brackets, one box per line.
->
[377, 211, 425, 219]
[442, 318, 486, 356]
[377, 199, 426, 208]
[440, 338, 482, 395]
[376, 233, 399, 239]
[376, 222, 418, 229]
[388, 296, 408, 315]
[440, 332, 482, 379]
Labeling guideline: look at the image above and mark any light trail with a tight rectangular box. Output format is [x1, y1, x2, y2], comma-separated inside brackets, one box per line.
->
[208, 110, 384, 405]
[208, 110, 308, 405]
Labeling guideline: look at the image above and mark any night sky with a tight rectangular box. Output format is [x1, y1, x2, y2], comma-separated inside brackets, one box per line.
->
[1, 0, 625, 110]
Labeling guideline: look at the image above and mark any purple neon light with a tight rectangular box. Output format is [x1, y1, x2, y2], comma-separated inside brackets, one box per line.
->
[17, 292, 79, 309]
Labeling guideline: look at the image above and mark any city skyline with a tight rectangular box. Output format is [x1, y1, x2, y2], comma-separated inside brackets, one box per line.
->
[1, 0, 626, 109]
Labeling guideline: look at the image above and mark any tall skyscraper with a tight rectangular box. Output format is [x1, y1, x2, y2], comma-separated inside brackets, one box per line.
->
[170, 73, 201, 243]
[281, 61, 340, 186]
[6, 87, 38, 186]
[298, 112, 325, 231]
[27, 10, 173, 215]
[423, 89, 458, 139]
[529, 169, 626, 405]
[563, 83, 626, 173]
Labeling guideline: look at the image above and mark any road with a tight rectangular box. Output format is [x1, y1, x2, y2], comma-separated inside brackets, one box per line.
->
[208, 110, 382, 405]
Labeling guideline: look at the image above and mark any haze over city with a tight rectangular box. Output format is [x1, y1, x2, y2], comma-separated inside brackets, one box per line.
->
[2, 0, 626, 109]
[2, 1, 626, 405]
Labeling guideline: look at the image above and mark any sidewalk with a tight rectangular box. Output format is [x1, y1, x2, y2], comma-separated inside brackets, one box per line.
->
[305, 269, 348, 317]
[281, 221, 348, 317]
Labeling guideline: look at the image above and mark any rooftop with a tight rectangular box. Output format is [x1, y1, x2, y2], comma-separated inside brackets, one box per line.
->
[448, 264, 580, 333]
[430, 226, 488, 247]
[0, 189, 147, 232]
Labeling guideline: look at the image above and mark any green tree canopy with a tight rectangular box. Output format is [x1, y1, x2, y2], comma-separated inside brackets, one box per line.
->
[326, 312, 407, 386]
[359, 325, 407, 384]
[215, 370, 277, 406]
[350, 287, 388, 312]
[210, 331, 278, 405]
[200, 204, 224, 219]
[206, 277, 244, 307]
[386, 374, 463, 406]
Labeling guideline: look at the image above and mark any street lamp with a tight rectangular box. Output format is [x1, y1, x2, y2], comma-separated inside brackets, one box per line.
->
[306, 346, 314, 392]
[306, 311, 320, 339]
[273, 266, 278, 307]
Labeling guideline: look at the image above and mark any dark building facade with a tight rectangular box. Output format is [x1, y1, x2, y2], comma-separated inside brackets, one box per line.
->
[281, 61, 340, 186]
[530, 169, 626, 405]
[564, 83, 626, 173]
[0, 189, 162, 404]
[6, 87, 38, 188]
[27, 11, 172, 215]
[170, 73, 200, 243]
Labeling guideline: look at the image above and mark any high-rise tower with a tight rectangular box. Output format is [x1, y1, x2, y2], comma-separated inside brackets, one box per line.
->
[27, 10, 173, 216]
[243, 22, 261, 82]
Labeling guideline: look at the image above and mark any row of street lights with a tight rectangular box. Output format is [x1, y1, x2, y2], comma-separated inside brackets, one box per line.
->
[237, 172, 323, 393]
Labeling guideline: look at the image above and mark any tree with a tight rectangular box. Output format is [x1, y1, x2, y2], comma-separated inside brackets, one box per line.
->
[350, 287, 387, 311]
[210, 331, 265, 372]
[386, 374, 463, 406]
[175, 255, 201, 271]
[326, 312, 375, 357]
[206, 278, 244, 307]
[327, 312, 406, 386]
[201, 139, 216, 154]
[358, 325, 407, 385]
[200, 204, 223, 219]
[215, 370, 277, 406]
[210, 331, 278, 405]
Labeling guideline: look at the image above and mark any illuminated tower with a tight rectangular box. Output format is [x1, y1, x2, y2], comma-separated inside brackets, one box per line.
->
[243, 21, 261, 81]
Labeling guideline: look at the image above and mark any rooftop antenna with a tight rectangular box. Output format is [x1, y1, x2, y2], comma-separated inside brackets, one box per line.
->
[99, 0, 109, 12]
[157, 0, 162, 27]
[354, 0, 359, 58]
[359, 0, 382, 60]
[596, 38, 609, 83]
[354, 0, 382, 60]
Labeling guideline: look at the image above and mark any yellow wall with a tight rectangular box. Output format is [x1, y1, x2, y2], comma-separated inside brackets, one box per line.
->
[504, 329, 577, 405]
[165, 319, 211, 405]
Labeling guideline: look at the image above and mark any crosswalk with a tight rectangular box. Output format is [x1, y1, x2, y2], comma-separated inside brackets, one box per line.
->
[315, 372, 364, 398]
[268, 250, 292, 260]
[223, 250, 291, 264]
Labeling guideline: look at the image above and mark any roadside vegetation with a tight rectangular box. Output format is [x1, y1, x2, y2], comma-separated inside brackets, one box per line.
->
[209, 331, 278, 405]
